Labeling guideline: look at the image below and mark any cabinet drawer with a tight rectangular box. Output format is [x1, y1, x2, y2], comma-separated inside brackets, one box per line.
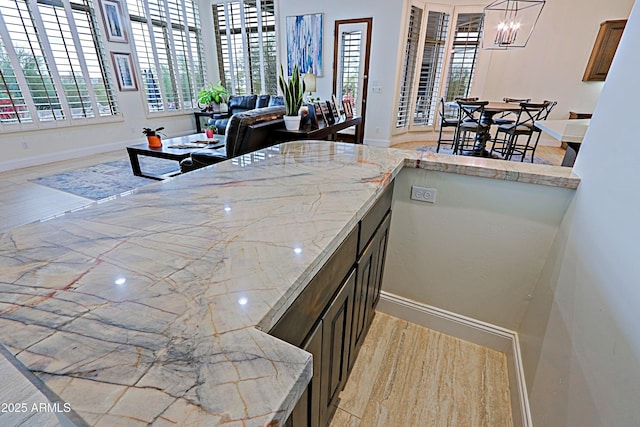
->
[359, 181, 394, 255]
[270, 226, 358, 347]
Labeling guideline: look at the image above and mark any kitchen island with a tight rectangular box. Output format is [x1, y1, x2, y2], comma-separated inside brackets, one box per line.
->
[0, 142, 578, 426]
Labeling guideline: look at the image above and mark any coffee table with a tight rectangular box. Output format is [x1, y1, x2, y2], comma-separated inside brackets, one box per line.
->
[127, 134, 225, 180]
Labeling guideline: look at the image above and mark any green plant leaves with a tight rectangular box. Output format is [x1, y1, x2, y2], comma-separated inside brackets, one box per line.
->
[278, 64, 306, 116]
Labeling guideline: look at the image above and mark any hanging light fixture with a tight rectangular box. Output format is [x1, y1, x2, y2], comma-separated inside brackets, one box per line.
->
[482, 0, 545, 50]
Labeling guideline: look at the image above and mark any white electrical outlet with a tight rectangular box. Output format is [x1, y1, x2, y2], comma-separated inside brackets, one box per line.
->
[410, 185, 436, 203]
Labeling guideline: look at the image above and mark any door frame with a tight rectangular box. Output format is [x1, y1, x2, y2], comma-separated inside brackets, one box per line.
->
[333, 18, 373, 137]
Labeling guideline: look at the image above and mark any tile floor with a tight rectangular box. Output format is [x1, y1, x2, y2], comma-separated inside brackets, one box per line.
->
[330, 312, 514, 427]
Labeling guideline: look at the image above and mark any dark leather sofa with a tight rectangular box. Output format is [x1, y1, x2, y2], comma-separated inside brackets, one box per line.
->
[180, 105, 286, 173]
[211, 95, 284, 134]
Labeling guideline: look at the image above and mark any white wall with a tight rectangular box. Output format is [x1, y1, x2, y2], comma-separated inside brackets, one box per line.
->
[477, 0, 634, 118]
[383, 167, 574, 330]
[518, 0, 640, 424]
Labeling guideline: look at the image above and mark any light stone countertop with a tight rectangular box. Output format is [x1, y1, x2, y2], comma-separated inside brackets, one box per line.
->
[534, 119, 591, 143]
[0, 142, 579, 426]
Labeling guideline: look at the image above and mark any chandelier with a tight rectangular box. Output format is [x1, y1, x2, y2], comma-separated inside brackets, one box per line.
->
[482, 0, 545, 49]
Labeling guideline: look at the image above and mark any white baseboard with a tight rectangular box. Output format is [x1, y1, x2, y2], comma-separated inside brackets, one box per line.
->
[377, 292, 532, 427]
[364, 138, 391, 147]
[0, 131, 196, 172]
[0, 140, 130, 172]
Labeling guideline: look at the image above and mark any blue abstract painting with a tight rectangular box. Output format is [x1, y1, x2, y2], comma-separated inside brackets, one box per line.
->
[286, 13, 323, 77]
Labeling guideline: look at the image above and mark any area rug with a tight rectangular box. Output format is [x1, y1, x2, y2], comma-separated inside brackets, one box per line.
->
[417, 145, 552, 165]
[31, 157, 178, 201]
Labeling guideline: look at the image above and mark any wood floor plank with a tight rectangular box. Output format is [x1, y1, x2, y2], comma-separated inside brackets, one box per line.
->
[330, 312, 513, 427]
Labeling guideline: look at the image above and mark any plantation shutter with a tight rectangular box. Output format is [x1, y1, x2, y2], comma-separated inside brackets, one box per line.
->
[338, 29, 362, 115]
[0, 0, 118, 128]
[396, 4, 423, 129]
[213, 0, 276, 95]
[444, 13, 483, 101]
[412, 11, 449, 127]
[128, 0, 205, 112]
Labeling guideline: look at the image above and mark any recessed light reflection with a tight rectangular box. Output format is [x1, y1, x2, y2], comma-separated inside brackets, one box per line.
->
[115, 277, 126, 286]
[293, 247, 302, 254]
[238, 297, 248, 305]
[224, 206, 231, 212]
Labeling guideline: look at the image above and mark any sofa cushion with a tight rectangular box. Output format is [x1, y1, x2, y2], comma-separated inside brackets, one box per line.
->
[268, 96, 285, 107]
[183, 105, 286, 173]
[228, 95, 257, 114]
[256, 95, 271, 108]
[225, 106, 285, 158]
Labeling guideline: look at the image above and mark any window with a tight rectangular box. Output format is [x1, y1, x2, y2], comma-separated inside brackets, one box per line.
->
[396, 5, 422, 129]
[444, 13, 483, 101]
[413, 11, 449, 127]
[0, 0, 118, 130]
[127, 0, 205, 113]
[396, 4, 483, 131]
[337, 27, 362, 115]
[213, 0, 277, 95]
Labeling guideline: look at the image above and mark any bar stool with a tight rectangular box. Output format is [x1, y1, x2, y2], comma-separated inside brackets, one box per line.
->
[437, 98, 460, 152]
[492, 102, 547, 161]
[453, 100, 489, 155]
[493, 97, 531, 126]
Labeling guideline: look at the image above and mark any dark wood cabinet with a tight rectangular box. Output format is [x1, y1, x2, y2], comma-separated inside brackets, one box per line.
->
[273, 181, 394, 427]
[583, 19, 626, 82]
[350, 210, 392, 370]
[280, 269, 355, 427]
[319, 270, 355, 427]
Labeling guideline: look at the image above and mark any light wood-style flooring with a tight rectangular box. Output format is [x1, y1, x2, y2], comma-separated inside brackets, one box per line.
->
[330, 312, 514, 427]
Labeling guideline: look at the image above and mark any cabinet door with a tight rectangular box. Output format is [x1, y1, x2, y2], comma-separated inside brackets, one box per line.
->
[583, 19, 626, 81]
[350, 235, 377, 370]
[368, 211, 391, 325]
[319, 269, 356, 427]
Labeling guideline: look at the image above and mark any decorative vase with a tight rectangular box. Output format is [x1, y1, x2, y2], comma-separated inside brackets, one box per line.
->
[283, 115, 301, 131]
[147, 135, 162, 148]
[205, 128, 215, 138]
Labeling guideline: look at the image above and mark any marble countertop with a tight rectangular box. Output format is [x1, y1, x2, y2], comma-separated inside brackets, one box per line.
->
[535, 119, 591, 143]
[0, 142, 579, 426]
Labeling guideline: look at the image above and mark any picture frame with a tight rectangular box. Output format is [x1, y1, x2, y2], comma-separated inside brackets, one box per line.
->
[100, 0, 128, 43]
[286, 13, 323, 77]
[343, 100, 353, 118]
[332, 94, 342, 116]
[314, 102, 325, 126]
[321, 101, 335, 125]
[111, 52, 137, 91]
[328, 98, 340, 119]
[305, 103, 318, 129]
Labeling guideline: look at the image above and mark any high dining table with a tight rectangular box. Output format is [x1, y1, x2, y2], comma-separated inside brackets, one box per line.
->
[448, 101, 523, 157]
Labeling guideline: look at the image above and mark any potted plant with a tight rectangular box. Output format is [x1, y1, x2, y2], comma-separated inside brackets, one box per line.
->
[142, 127, 165, 148]
[197, 81, 229, 113]
[278, 64, 306, 131]
[204, 123, 217, 139]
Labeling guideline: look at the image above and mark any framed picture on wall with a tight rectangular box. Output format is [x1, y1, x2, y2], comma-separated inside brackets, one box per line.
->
[100, 0, 128, 43]
[286, 13, 323, 76]
[111, 52, 137, 91]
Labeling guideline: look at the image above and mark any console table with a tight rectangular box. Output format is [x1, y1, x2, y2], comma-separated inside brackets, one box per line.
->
[273, 116, 363, 144]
